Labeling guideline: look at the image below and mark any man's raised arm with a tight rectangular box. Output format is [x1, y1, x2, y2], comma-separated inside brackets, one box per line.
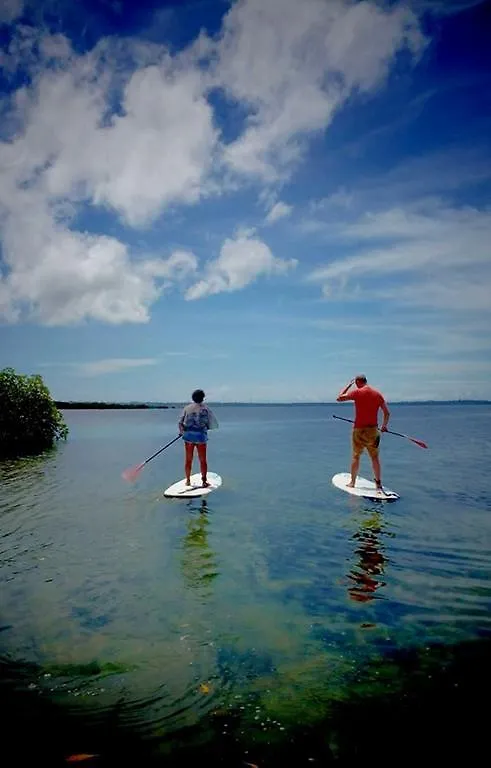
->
[336, 379, 355, 402]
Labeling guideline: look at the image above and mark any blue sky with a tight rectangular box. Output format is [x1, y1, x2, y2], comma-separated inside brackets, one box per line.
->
[0, 0, 490, 402]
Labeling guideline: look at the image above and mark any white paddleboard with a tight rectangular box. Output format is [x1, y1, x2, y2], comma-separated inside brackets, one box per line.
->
[164, 472, 222, 498]
[332, 472, 399, 501]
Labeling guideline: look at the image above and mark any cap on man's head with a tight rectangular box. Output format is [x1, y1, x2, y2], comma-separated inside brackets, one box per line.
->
[355, 374, 367, 383]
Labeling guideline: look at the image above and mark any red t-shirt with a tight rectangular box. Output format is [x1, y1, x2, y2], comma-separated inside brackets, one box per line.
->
[347, 385, 385, 428]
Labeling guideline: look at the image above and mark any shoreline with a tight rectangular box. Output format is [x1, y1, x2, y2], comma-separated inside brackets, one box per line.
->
[55, 401, 175, 410]
[55, 400, 491, 409]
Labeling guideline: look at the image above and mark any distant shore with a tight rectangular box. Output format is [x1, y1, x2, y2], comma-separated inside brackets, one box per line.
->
[55, 401, 175, 410]
[55, 400, 490, 409]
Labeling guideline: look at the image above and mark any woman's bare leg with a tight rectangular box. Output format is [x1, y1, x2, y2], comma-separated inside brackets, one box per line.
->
[197, 444, 208, 486]
[185, 442, 195, 484]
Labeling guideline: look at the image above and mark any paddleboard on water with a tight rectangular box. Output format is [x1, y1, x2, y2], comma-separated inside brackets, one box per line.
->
[164, 472, 222, 498]
[332, 472, 399, 501]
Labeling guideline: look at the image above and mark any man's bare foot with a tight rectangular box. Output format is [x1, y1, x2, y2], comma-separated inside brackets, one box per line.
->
[202, 480, 210, 488]
[185, 480, 191, 486]
[347, 481, 355, 488]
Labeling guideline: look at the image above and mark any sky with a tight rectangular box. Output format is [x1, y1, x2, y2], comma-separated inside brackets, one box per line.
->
[0, 0, 490, 403]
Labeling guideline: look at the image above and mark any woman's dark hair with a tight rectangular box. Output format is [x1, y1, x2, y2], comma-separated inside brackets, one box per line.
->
[192, 389, 205, 403]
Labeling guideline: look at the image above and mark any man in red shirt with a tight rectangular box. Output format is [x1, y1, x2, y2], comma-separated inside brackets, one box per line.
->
[336, 375, 390, 491]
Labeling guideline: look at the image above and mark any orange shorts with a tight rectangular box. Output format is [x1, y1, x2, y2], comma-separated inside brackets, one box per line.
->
[352, 427, 380, 459]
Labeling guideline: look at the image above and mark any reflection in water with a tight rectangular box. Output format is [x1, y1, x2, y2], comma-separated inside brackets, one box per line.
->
[180, 501, 219, 595]
[0, 450, 56, 496]
[347, 510, 392, 604]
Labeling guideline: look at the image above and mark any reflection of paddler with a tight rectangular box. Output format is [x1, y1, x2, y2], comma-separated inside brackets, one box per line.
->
[347, 512, 388, 604]
[180, 503, 219, 594]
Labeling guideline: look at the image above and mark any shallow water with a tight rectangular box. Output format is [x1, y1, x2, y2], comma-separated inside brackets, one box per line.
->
[1, 404, 490, 763]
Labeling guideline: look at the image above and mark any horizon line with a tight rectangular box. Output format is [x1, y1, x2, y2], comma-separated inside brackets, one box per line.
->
[55, 399, 491, 405]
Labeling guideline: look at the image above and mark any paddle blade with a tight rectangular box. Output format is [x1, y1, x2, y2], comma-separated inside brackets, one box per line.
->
[410, 437, 428, 449]
[122, 462, 145, 482]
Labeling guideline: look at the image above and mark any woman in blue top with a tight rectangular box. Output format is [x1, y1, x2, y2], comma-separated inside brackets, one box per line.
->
[178, 389, 218, 487]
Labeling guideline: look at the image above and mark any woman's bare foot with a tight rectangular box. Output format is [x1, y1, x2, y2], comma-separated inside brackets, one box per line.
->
[185, 479, 191, 486]
[347, 481, 355, 488]
[202, 480, 210, 488]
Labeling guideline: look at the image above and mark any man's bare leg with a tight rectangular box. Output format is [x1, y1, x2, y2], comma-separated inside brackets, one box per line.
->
[371, 454, 382, 489]
[347, 455, 360, 487]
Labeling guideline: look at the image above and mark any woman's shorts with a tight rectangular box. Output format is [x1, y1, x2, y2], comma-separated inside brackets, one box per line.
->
[183, 430, 208, 445]
[352, 427, 380, 458]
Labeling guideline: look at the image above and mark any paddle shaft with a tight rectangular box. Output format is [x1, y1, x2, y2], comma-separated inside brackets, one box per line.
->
[332, 414, 427, 448]
[143, 434, 182, 466]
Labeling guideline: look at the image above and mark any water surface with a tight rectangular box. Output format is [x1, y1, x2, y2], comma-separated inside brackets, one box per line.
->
[1, 404, 490, 763]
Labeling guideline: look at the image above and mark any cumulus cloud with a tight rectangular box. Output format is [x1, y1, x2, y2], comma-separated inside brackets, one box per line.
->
[185, 231, 296, 300]
[0, 201, 198, 324]
[89, 64, 217, 227]
[264, 201, 293, 225]
[214, 0, 425, 177]
[0, 0, 23, 24]
[0, 33, 208, 324]
[0, 0, 427, 325]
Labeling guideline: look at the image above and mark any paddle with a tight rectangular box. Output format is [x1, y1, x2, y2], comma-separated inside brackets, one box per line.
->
[122, 434, 182, 482]
[332, 414, 428, 449]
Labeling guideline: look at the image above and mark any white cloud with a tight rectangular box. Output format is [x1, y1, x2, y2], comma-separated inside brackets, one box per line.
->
[2, 38, 217, 223]
[0, 33, 207, 324]
[0, 0, 23, 24]
[394, 359, 491, 376]
[264, 201, 293, 225]
[0, 0, 428, 325]
[410, 0, 487, 16]
[138, 250, 198, 280]
[309, 189, 354, 214]
[76, 358, 158, 376]
[380, 279, 491, 313]
[214, 0, 425, 177]
[307, 200, 491, 312]
[89, 63, 217, 227]
[355, 148, 491, 207]
[300, 148, 491, 236]
[185, 232, 297, 300]
[0, 207, 198, 325]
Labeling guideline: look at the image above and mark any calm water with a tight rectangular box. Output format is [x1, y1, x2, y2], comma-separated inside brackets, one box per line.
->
[1, 404, 490, 764]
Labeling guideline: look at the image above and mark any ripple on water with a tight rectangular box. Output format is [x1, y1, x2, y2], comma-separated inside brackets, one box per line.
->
[1, 405, 491, 750]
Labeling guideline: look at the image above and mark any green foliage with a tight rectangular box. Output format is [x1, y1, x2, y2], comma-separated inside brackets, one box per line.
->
[0, 367, 68, 458]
